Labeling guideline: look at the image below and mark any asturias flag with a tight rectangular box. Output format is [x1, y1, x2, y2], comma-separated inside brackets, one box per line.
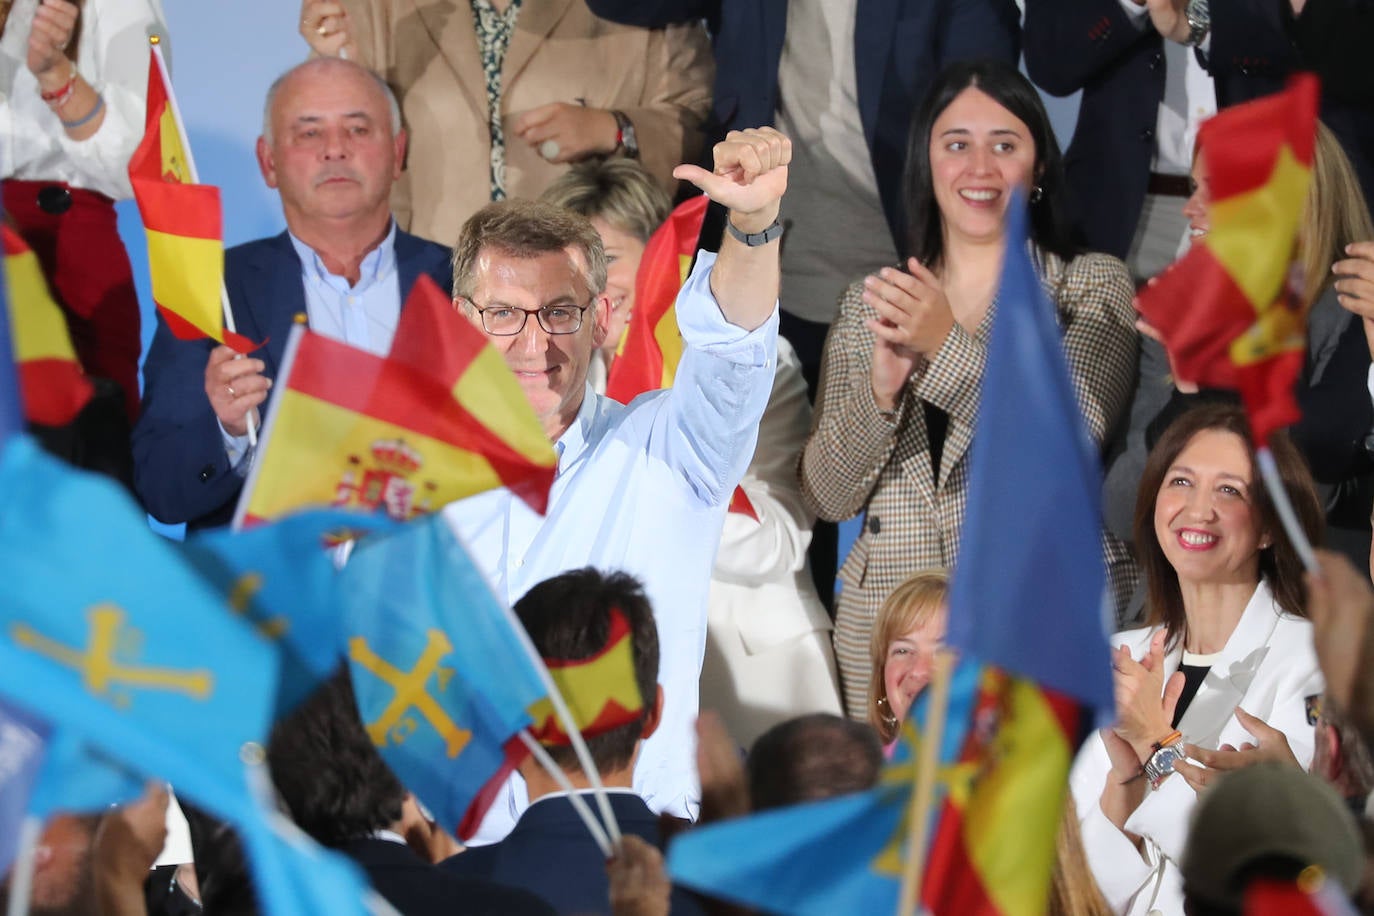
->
[1134, 76, 1318, 443]
[0, 435, 280, 825]
[128, 46, 247, 351]
[235, 275, 557, 527]
[338, 515, 549, 840]
[2, 226, 92, 426]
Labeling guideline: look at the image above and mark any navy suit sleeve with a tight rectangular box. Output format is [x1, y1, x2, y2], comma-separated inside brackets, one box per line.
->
[1290, 0, 1374, 102]
[583, 0, 716, 28]
[939, 0, 1021, 66]
[131, 317, 244, 526]
[1024, 0, 1154, 97]
[1208, 0, 1298, 85]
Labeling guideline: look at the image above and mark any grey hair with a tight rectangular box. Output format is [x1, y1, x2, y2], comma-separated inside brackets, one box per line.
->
[451, 200, 608, 304]
[261, 58, 402, 144]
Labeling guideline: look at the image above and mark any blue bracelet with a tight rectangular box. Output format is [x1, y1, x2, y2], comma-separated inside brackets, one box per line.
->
[60, 94, 104, 130]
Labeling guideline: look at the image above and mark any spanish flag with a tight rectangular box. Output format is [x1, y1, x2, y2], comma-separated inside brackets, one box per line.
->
[1135, 76, 1318, 443]
[128, 46, 249, 351]
[236, 275, 557, 527]
[525, 607, 644, 746]
[2, 226, 92, 426]
[605, 195, 757, 518]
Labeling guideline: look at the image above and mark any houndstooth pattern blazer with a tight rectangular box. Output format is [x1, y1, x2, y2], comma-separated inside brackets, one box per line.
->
[800, 250, 1138, 716]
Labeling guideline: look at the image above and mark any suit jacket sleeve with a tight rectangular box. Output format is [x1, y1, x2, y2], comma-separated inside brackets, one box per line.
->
[800, 280, 907, 523]
[618, 21, 715, 194]
[131, 321, 243, 526]
[1051, 253, 1139, 446]
[1023, 0, 1154, 97]
[1207, 0, 1300, 84]
[1289, 0, 1374, 102]
[1292, 312, 1374, 484]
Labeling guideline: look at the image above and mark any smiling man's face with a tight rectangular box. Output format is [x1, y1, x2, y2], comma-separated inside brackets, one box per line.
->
[462, 246, 610, 442]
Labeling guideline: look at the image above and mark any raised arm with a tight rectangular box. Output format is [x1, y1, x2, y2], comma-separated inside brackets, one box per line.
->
[674, 128, 788, 331]
[1023, 0, 1155, 97]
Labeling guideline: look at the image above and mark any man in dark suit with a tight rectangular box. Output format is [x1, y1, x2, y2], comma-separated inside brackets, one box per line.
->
[132, 56, 453, 530]
[443, 568, 701, 916]
[267, 668, 554, 916]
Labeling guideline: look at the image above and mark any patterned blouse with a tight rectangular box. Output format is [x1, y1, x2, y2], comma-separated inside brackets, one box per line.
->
[470, 0, 523, 200]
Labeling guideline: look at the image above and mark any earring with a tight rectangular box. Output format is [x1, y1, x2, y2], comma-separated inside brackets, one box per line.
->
[1030, 185, 1044, 204]
[876, 695, 899, 731]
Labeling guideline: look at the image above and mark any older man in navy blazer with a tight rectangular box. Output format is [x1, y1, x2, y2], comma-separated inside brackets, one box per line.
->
[133, 57, 452, 530]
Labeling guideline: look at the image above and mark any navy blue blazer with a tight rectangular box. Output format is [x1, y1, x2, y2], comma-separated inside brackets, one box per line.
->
[443, 792, 704, 916]
[131, 228, 453, 530]
[342, 837, 554, 916]
[584, 0, 1019, 250]
[1024, 0, 1374, 260]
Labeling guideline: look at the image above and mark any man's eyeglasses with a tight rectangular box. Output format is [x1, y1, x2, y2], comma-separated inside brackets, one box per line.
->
[466, 299, 591, 336]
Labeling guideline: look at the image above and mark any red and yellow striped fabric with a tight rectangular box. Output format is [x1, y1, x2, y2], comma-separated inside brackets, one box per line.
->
[1135, 76, 1318, 443]
[240, 275, 557, 526]
[2, 226, 92, 425]
[919, 668, 1083, 916]
[526, 607, 645, 746]
[128, 47, 248, 351]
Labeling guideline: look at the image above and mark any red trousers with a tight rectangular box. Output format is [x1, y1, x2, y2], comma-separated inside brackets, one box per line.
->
[4, 179, 143, 423]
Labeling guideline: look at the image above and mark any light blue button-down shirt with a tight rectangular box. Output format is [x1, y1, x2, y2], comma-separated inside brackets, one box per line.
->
[223, 225, 403, 466]
[444, 251, 779, 843]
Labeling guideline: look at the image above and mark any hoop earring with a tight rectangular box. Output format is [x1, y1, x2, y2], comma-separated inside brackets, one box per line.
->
[876, 694, 899, 731]
[1030, 185, 1044, 204]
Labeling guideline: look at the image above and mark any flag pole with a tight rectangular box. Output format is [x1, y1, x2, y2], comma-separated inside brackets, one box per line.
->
[517, 730, 614, 857]
[897, 650, 956, 916]
[148, 37, 257, 447]
[1256, 446, 1319, 574]
[5, 814, 42, 916]
[230, 318, 306, 531]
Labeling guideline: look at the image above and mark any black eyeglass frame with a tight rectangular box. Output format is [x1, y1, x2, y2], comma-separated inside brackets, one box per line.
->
[463, 297, 594, 336]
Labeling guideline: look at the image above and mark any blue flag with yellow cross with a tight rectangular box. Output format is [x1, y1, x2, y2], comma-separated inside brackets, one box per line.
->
[0, 435, 279, 823]
[338, 513, 548, 840]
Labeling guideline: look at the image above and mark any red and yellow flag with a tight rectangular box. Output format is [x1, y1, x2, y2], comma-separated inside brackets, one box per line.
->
[1135, 75, 1318, 443]
[525, 607, 645, 745]
[128, 47, 248, 351]
[918, 669, 1083, 916]
[2, 226, 92, 425]
[604, 194, 757, 518]
[238, 275, 557, 527]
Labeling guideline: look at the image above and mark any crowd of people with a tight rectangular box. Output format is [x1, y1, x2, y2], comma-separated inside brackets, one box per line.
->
[7, 0, 1374, 913]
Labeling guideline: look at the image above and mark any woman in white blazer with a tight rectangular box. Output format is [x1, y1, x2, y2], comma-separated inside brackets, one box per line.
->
[1070, 403, 1327, 916]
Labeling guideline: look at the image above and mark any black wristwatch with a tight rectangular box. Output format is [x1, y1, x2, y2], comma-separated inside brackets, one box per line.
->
[610, 110, 638, 159]
[725, 217, 784, 247]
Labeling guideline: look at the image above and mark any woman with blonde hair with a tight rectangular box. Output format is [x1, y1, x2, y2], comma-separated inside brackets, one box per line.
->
[867, 569, 949, 746]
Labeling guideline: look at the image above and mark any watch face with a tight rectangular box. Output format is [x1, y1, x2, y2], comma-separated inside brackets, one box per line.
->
[1155, 746, 1183, 773]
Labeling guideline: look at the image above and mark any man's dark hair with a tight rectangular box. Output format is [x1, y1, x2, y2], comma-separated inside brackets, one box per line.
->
[747, 714, 884, 811]
[267, 667, 406, 848]
[515, 568, 659, 773]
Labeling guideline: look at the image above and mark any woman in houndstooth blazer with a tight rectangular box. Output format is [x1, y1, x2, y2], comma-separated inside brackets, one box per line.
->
[801, 60, 1138, 716]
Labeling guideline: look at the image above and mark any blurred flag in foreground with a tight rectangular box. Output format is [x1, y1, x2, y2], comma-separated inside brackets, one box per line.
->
[1134, 76, 1318, 443]
[2, 226, 92, 426]
[235, 276, 556, 528]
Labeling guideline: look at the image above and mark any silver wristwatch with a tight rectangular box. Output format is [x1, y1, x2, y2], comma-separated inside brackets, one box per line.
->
[1183, 0, 1211, 46]
[1143, 739, 1186, 788]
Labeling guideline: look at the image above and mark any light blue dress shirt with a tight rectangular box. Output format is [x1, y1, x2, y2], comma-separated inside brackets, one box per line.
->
[223, 225, 403, 466]
[444, 251, 779, 843]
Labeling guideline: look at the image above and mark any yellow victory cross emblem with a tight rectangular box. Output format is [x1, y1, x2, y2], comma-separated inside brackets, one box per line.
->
[349, 631, 471, 758]
[12, 604, 214, 708]
[227, 573, 289, 640]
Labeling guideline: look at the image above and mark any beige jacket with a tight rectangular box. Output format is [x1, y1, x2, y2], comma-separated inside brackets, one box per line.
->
[341, 0, 714, 246]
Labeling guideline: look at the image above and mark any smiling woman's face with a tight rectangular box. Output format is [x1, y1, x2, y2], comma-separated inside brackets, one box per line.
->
[928, 87, 1037, 248]
[883, 607, 947, 724]
[1183, 154, 1212, 245]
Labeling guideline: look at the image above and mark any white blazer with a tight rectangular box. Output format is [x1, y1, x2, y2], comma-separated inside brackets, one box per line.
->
[1069, 580, 1325, 916]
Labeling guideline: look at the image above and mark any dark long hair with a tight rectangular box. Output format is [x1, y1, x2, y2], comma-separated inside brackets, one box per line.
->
[1132, 404, 1323, 646]
[902, 59, 1078, 269]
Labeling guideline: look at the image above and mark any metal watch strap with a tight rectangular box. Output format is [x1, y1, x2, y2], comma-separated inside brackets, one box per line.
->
[1184, 0, 1211, 46]
[610, 110, 638, 158]
[725, 217, 784, 247]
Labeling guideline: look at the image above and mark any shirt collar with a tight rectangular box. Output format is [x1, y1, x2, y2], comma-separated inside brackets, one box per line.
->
[553, 383, 598, 470]
[286, 220, 398, 293]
